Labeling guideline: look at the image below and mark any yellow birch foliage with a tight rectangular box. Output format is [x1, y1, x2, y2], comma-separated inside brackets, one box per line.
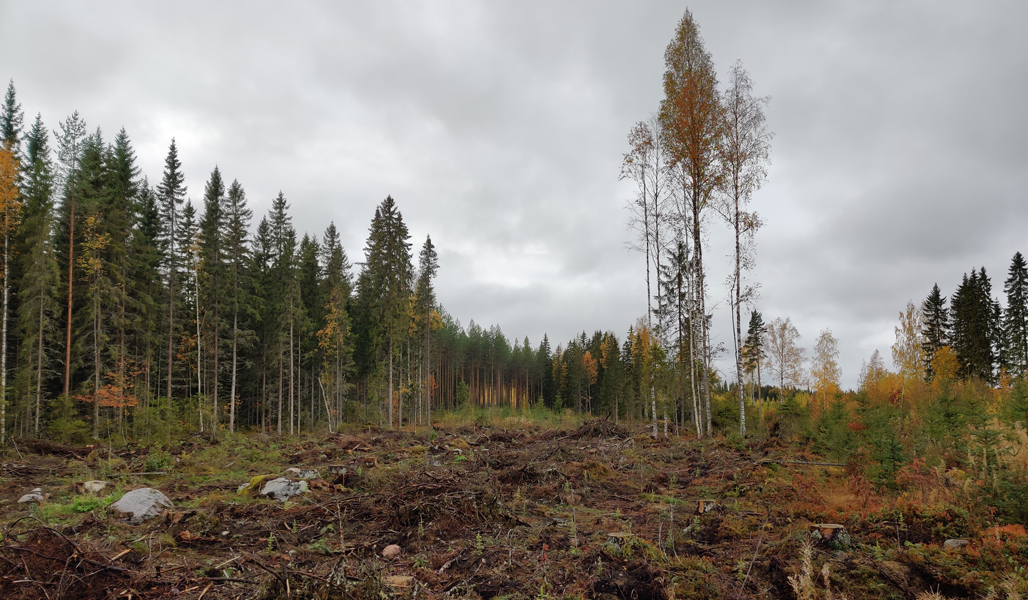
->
[810, 329, 840, 419]
[0, 147, 21, 270]
[892, 301, 925, 386]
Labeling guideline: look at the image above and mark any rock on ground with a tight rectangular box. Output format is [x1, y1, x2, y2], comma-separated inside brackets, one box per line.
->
[382, 544, 401, 558]
[260, 478, 309, 502]
[111, 488, 173, 524]
[285, 467, 320, 480]
[81, 480, 108, 494]
[944, 538, 970, 550]
[18, 488, 45, 503]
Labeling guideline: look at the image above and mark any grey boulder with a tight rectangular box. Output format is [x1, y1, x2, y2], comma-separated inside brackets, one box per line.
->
[18, 488, 46, 504]
[261, 478, 308, 502]
[111, 488, 173, 524]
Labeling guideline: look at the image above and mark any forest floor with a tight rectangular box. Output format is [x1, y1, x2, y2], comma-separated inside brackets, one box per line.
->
[0, 415, 1023, 599]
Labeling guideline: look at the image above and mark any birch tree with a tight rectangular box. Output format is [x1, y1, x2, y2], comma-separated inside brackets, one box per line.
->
[717, 61, 771, 437]
[659, 9, 723, 436]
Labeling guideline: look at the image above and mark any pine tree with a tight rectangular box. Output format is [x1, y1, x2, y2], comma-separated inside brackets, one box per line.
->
[157, 139, 186, 401]
[741, 310, 765, 420]
[921, 283, 950, 380]
[1003, 252, 1028, 377]
[53, 112, 87, 400]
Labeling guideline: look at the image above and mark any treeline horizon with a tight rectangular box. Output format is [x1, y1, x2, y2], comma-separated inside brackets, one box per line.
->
[0, 80, 722, 445]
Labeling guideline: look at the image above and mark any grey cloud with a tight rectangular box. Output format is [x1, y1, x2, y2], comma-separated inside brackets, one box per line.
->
[3, 0, 1026, 389]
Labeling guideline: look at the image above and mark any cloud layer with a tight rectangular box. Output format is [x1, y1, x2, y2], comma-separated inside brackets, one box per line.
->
[2, 1, 1026, 388]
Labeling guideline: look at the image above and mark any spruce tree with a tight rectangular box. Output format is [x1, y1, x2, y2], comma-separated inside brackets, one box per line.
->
[1003, 252, 1028, 377]
[355, 196, 412, 428]
[319, 222, 353, 424]
[222, 179, 251, 433]
[157, 139, 186, 401]
[16, 114, 59, 435]
[1, 80, 23, 156]
[921, 283, 950, 380]
[951, 269, 1001, 382]
[199, 167, 226, 430]
[415, 235, 438, 426]
[268, 192, 297, 434]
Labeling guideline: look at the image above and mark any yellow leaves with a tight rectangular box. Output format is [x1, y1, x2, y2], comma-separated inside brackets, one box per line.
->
[582, 351, 598, 386]
[892, 301, 925, 385]
[0, 146, 21, 240]
[76, 214, 110, 280]
[811, 329, 840, 419]
[930, 346, 959, 385]
[317, 284, 349, 358]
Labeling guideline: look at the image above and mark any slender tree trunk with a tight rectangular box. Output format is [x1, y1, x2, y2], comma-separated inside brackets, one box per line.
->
[230, 312, 238, 434]
[733, 190, 746, 438]
[388, 341, 393, 429]
[64, 197, 74, 401]
[212, 304, 218, 434]
[289, 308, 294, 436]
[92, 295, 99, 439]
[34, 286, 44, 435]
[196, 266, 203, 432]
[277, 336, 283, 435]
[1, 234, 9, 445]
[167, 243, 175, 403]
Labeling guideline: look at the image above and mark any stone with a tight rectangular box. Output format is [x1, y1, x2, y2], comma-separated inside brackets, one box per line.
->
[260, 477, 309, 502]
[382, 544, 402, 558]
[285, 467, 320, 480]
[944, 538, 970, 550]
[18, 489, 46, 504]
[111, 488, 173, 524]
[328, 465, 348, 475]
[81, 480, 108, 494]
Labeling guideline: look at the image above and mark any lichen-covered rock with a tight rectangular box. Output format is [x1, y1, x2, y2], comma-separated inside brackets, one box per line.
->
[260, 478, 308, 502]
[237, 474, 276, 496]
[111, 488, 173, 524]
[944, 538, 970, 550]
[382, 544, 401, 558]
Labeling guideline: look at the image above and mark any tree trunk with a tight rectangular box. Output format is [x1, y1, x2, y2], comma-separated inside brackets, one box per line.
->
[277, 336, 283, 435]
[289, 308, 294, 436]
[1, 234, 9, 444]
[230, 312, 238, 434]
[388, 341, 394, 429]
[64, 196, 74, 402]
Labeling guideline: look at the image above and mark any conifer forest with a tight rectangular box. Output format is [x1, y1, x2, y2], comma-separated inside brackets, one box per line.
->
[1, 6, 1026, 600]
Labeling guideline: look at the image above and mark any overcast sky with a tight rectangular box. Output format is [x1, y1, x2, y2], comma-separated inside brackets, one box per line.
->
[2, 1, 1026, 389]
